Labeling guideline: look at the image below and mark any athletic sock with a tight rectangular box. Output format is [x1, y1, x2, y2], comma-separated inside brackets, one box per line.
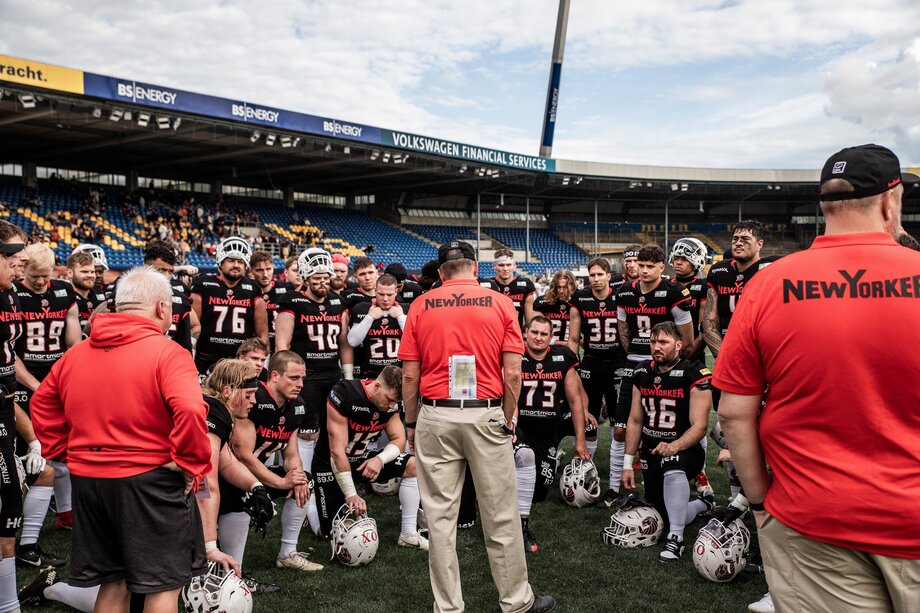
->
[279, 498, 306, 558]
[515, 458, 536, 517]
[44, 583, 98, 613]
[217, 512, 250, 565]
[586, 439, 598, 460]
[305, 496, 321, 537]
[662, 471, 690, 541]
[398, 477, 421, 535]
[49, 461, 72, 513]
[297, 437, 316, 477]
[20, 485, 53, 546]
[0, 557, 18, 613]
[608, 439, 625, 493]
[685, 498, 708, 524]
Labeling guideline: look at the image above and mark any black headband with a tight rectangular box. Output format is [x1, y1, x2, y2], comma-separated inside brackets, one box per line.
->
[240, 377, 260, 389]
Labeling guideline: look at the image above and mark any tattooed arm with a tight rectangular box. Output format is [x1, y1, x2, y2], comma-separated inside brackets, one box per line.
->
[701, 287, 723, 357]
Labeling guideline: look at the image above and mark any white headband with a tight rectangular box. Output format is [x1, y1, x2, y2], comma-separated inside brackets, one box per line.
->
[494, 255, 514, 265]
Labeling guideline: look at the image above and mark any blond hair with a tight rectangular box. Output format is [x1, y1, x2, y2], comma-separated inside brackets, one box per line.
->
[23, 243, 54, 271]
[202, 359, 261, 402]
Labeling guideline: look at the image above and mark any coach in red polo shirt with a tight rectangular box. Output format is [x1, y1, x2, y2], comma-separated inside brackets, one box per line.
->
[715, 144, 920, 613]
[400, 241, 554, 613]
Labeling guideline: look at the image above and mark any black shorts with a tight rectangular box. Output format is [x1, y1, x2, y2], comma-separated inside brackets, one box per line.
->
[70, 468, 206, 593]
[312, 450, 411, 537]
[513, 437, 559, 504]
[579, 355, 629, 431]
[218, 465, 294, 515]
[301, 370, 341, 433]
[0, 409, 23, 538]
[613, 363, 642, 429]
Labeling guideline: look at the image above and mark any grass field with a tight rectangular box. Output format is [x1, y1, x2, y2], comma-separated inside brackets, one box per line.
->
[22, 414, 767, 613]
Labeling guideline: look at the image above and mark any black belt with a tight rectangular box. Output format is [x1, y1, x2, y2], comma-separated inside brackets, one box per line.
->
[421, 397, 502, 409]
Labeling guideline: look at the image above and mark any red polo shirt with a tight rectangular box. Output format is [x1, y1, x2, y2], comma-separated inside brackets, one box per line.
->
[714, 232, 920, 559]
[398, 278, 524, 399]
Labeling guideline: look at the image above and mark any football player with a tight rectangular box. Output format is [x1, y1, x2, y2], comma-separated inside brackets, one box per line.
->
[144, 240, 199, 353]
[346, 274, 407, 379]
[492, 248, 536, 326]
[341, 256, 378, 310]
[249, 250, 293, 352]
[235, 337, 269, 381]
[609, 245, 694, 506]
[527, 269, 581, 351]
[515, 316, 591, 553]
[383, 262, 424, 305]
[330, 254, 350, 293]
[569, 258, 626, 483]
[619, 244, 642, 287]
[70, 244, 108, 291]
[190, 236, 268, 374]
[66, 251, 105, 335]
[217, 351, 323, 572]
[283, 255, 303, 292]
[621, 322, 713, 562]
[311, 365, 427, 550]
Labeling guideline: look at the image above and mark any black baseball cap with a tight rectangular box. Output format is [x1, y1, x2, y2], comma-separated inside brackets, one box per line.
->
[0, 242, 25, 255]
[437, 240, 476, 265]
[820, 144, 919, 202]
[384, 262, 409, 282]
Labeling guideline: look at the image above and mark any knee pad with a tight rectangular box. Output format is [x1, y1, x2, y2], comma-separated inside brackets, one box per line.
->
[514, 446, 536, 469]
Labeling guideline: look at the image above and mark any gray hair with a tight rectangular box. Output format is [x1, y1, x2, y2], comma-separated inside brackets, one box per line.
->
[115, 266, 173, 311]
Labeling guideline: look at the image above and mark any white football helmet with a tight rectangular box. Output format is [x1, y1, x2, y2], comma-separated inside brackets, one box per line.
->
[693, 516, 751, 582]
[180, 561, 252, 613]
[669, 237, 708, 271]
[72, 243, 109, 271]
[602, 493, 664, 548]
[330, 504, 379, 566]
[559, 458, 601, 508]
[298, 247, 334, 279]
[216, 236, 252, 267]
[371, 477, 400, 496]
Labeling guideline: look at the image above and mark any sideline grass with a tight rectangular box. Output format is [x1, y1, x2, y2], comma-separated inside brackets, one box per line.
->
[23, 417, 766, 612]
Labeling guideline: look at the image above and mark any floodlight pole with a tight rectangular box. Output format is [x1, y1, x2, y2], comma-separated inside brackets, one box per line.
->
[477, 193, 482, 260]
[594, 199, 599, 257]
[539, 0, 571, 158]
[525, 197, 530, 263]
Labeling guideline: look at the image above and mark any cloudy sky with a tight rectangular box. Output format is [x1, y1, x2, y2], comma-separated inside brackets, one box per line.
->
[3, 0, 919, 169]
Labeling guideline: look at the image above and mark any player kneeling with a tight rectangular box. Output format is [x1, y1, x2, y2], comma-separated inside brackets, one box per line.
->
[621, 322, 714, 563]
[311, 366, 427, 552]
[514, 316, 591, 552]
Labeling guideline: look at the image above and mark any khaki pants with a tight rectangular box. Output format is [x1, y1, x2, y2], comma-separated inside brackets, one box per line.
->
[759, 512, 920, 613]
[415, 403, 534, 613]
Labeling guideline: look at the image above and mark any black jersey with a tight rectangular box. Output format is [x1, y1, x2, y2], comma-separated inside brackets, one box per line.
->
[494, 277, 536, 321]
[342, 288, 375, 311]
[531, 297, 574, 344]
[518, 345, 579, 444]
[349, 302, 406, 378]
[247, 384, 309, 464]
[204, 395, 234, 450]
[705, 256, 779, 336]
[277, 290, 347, 372]
[15, 280, 76, 381]
[169, 288, 193, 352]
[674, 274, 707, 333]
[315, 379, 399, 466]
[191, 274, 263, 364]
[631, 358, 711, 445]
[259, 280, 294, 351]
[398, 280, 424, 305]
[0, 289, 23, 394]
[73, 287, 107, 332]
[572, 287, 624, 360]
[615, 279, 692, 360]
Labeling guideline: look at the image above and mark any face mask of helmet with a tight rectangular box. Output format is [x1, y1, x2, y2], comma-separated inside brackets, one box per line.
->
[216, 237, 252, 267]
[330, 504, 379, 566]
[72, 244, 109, 271]
[602, 493, 664, 548]
[559, 458, 601, 507]
[180, 560, 253, 613]
[668, 238, 707, 271]
[692, 516, 751, 582]
[298, 248, 334, 280]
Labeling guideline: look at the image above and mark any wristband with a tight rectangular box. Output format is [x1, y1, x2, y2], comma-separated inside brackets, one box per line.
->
[749, 500, 765, 512]
[249, 481, 263, 492]
[622, 453, 635, 467]
[342, 364, 354, 380]
[332, 456, 357, 498]
[377, 443, 401, 465]
[404, 421, 417, 428]
[190, 336, 198, 348]
[205, 540, 218, 552]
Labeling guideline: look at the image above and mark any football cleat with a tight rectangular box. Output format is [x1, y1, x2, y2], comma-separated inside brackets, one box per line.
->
[696, 492, 716, 519]
[658, 534, 685, 563]
[748, 592, 774, 613]
[694, 470, 714, 497]
[522, 526, 539, 554]
[596, 488, 621, 509]
[397, 532, 429, 551]
[276, 551, 323, 572]
[18, 566, 59, 606]
[16, 545, 65, 568]
[241, 577, 280, 594]
[55, 510, 73, 530]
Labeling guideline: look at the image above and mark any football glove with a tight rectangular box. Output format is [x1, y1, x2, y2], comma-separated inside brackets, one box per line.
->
[22, 440, 46, 476]
[242, 484, 276, 534]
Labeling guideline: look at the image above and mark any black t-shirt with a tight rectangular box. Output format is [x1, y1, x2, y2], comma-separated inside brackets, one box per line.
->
[15, 280, 76, 381]
[259, 280, 294, 351]
[615, 279, 692, 360]
[493, 276, 536, 322]
[315, 379, 399, 467]
[74, 287, 107, 333]
[531, 297, 574, 344]
[518, 345, 579, 445]
[572, 287, 624, 361]
[0, 288, 23, 394]
[705, 256, 779, 336]
[205, 395, 234, 450]
[247, 384, 309, 464]
[398, 280, 424, 305]
[631, 358, 711, 445]
[169, 287, 193, 352]
[191, 274, 263, 363]
[277, 290, 347, 372]
[349, 302, 406, 378]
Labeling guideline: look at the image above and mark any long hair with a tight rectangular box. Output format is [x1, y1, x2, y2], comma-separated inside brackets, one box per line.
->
[544, 269, 576, 305]
[202, 359, 260, 403]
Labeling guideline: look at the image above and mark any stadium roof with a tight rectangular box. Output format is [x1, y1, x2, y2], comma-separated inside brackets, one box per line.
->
[0, 54, 916, 212]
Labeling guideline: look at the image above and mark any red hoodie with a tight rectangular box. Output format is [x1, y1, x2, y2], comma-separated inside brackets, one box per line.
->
[31, 312, 211, 480]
